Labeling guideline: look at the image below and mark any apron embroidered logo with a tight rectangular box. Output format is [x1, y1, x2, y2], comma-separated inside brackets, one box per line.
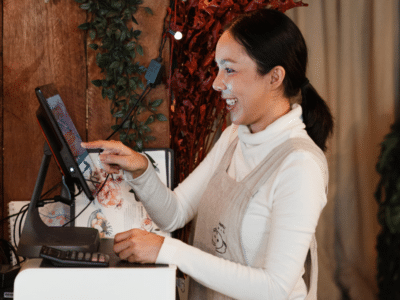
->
[212, 222, 227, 254]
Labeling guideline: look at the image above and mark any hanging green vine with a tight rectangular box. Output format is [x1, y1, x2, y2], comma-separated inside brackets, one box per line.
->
[375, 121, 400, 299]
[74, 0, 167, 151]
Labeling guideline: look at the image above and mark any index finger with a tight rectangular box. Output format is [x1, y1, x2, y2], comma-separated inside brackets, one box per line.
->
[81, 140, 123, 152]
[114, 230, 134, 243]
[81, 140, 107, 149]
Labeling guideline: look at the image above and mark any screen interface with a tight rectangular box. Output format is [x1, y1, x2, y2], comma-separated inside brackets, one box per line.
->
[46, 94, 97, 194]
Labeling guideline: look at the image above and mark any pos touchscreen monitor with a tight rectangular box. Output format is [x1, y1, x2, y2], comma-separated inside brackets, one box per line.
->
[17, 84, 100, 258]
[35, 84, 98, 201]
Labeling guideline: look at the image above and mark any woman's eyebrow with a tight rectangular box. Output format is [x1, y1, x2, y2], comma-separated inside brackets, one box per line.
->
[215, 58, 237, 65]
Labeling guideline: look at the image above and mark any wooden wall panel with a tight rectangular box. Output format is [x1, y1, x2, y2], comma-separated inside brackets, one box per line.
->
[0, 0, 3, 239]
[2, 0, 87, 238]
[1, 0, 171, 241]
[88, 0, 170, 148]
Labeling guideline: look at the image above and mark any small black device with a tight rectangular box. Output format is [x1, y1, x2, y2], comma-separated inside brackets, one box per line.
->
[17, 84, 100, 258]
[39, 245, 109, 268]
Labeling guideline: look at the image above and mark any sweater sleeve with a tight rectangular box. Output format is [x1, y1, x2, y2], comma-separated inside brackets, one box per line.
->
[123, 125, 236, 232]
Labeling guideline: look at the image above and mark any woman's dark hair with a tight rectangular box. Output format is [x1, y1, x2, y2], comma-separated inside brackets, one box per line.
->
[226, 9, 333, 151]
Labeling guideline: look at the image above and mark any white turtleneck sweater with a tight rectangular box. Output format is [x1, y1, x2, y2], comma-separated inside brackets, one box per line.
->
[125, 104, 328, 299]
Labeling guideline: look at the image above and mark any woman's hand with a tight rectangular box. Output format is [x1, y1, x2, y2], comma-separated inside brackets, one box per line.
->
[113, 229, 165, 264]
[81, 140, 148, 178]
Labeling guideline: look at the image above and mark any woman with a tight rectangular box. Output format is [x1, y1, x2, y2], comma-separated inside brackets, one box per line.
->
[82, 8, 333, 299]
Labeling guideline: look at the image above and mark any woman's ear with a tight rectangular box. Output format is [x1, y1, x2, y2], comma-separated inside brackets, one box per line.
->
[269, 66, 285, 89]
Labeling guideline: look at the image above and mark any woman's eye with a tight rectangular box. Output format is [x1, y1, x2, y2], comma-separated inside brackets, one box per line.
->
[225, 68, 235, 74]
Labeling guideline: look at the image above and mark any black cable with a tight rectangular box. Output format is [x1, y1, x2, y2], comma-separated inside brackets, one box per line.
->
[0, 181, 62, 225]
[106, 84, 152, 140]
[62, 174, 110, 228]
[11, 198, 57, 249]
[124, 86, 152, 137]
[13, 204, 29, 249]
[41, 181, 62, 199]
[0, 212, 23, 224]
[105, 14, 174, 142]
[0, 238, 20, 266]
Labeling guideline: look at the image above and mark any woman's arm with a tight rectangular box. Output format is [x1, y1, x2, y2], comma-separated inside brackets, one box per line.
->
[122, 126, 236, 231]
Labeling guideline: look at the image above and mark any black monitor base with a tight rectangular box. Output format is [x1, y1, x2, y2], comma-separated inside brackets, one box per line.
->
[17, 143, 100, 258]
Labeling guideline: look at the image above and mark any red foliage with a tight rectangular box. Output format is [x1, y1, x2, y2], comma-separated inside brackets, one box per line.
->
[169, 0, 308, 183]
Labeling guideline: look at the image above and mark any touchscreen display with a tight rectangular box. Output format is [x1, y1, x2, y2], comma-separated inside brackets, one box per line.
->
[46, 95, 97, 192]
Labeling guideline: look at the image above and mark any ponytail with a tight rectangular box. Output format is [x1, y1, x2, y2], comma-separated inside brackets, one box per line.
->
[301, 81, 333, 152]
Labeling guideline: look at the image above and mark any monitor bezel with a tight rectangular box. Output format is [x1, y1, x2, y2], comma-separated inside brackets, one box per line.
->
[35, 84, 94, 201]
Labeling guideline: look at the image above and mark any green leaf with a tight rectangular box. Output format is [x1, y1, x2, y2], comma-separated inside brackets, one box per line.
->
[78, 22, 91, 30]
[80, 3, 91, 10]
[119, 132, 127, 141]
[137, 106, 146, 115]
[145, 135, 156, 142]
[145, 115, 155, 125]
[89, 29, 96, 40]
[138, 81, 145, 90]
[117, 76, 127, 87]
[149, 98, 163, 108]
[118, 89, 128, 97]
[118, 63, 124, 75]
[89, 43, 99, 50]
[111, 0, 123, 10]
[136, 44, 143, 56]
[129, 78, 137, 90]
[129, 51, 136, 60]
[113, 110, 125, 118]
[133, 30, 141, 39]
[106, 28, 112, 37]
[115, 29, 121, 40]
[126, 41, 136, 51]
[102, 80, 109, 87]
[110, 61, 120, 69]
[106, 11, 119, 18]
[91, 79, 102, 87]
[144, 7, 153, 15]
[106, 88, 115, 100]
[131, 15, 138, 25]
[120, 29, 127, 41]
[136, 139, 143, 150]
[111, 124, 120, 131]
[99, 9, 109, 16]
[386, 205, 400, 233]
[156, 113, 168, 121]
[122, 120, 131, 129]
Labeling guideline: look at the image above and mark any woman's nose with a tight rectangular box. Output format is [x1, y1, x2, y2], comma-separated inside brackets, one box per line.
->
[212, 72, 225, 91]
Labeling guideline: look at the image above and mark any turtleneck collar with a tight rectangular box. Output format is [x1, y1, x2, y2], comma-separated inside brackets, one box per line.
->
[237, 104, 305, 146]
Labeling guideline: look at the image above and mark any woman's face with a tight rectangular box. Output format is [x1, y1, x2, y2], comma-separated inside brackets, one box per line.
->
[213, 31, 282, 133]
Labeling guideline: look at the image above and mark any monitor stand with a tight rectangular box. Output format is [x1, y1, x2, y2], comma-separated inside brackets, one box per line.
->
[17, 143, 100, 258]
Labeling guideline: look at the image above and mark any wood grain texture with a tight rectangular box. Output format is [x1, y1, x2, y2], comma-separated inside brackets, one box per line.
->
[87, 0, 170, 148]
[0, 0, 3, 239]
[2, 0, 87, 235]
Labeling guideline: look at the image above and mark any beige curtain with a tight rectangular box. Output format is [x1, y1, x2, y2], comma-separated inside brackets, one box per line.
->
[287, 1, 398, 299]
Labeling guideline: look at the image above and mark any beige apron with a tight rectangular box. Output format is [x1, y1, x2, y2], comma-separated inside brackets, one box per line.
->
[188, 137, 322, 300]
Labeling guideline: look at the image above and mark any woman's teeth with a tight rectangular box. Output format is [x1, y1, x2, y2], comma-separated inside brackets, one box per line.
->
[226, 98, 237, 106]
